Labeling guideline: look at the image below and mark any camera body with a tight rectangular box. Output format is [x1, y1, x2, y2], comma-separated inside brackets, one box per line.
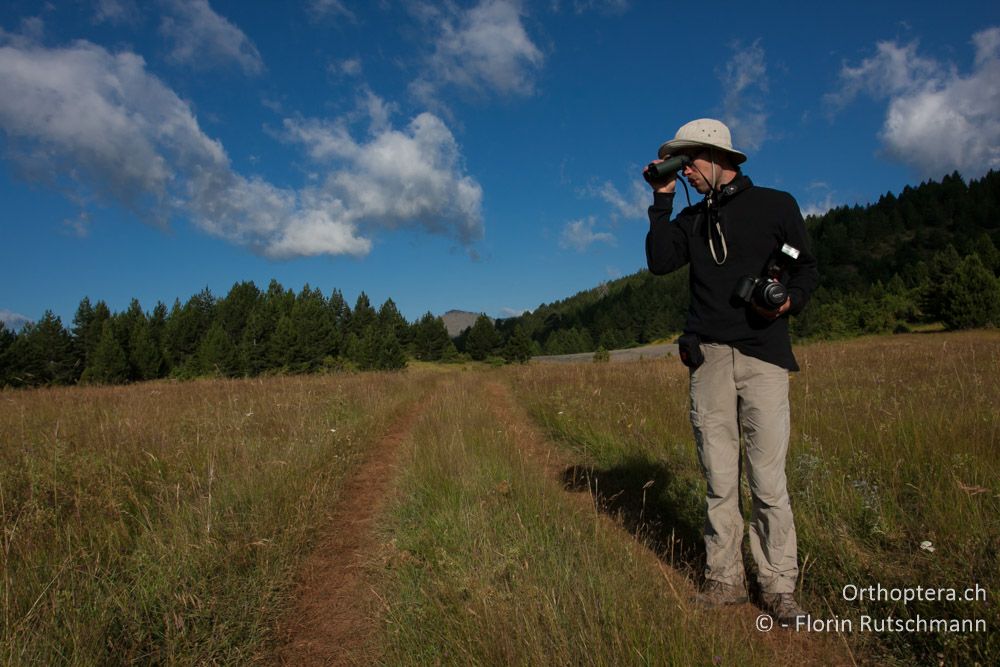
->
[734, 243, 800, 310]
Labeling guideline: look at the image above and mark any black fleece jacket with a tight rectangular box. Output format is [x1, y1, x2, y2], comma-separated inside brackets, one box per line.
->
[646, 174, 818, 371]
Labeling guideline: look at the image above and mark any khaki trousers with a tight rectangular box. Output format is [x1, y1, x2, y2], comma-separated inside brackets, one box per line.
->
[689, 343, 798, 594]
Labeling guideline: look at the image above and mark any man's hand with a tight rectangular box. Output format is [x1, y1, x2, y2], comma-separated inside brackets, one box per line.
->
[645, 159, 677, 194]
[753, 297, 791, 320]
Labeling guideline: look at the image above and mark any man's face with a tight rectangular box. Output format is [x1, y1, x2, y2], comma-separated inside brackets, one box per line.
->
[679, 149, 715, 194]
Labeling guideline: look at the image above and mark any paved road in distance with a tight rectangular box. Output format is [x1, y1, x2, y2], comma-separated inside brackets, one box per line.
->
[532, 343, 679, 364]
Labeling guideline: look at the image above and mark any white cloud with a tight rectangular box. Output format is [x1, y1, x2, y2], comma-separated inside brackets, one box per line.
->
[559, 216, 615, 252]
[0, 309, 31, 331]
[62, 212, 91, 237]
[718, 39, 769, 151]
[160, 0, 264, 75]
[800, 181, 837, 218]
[801, 194, 837, 219]
[0, 40, 221, 215]
[802, 181, 838, 218]
[592, 178, 648, 220]
[550, 0, 630, 14]
[0, 38, 483, 259]
[283, 107, 485, 245]
[265, 200, 372, 258]
[411, 0, 543, 103]
[827, 28, 1000, 179]
[308, 0, 356, 21]
[329, 56, 363, 78]
[94, 0, 140, 25]
[824, 40, 941, 112]
[17, 17, 44, 42]
[974, 27, 1000, 67]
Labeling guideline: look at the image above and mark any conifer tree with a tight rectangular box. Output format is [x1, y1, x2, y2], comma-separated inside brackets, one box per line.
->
[192, 321, 236, 376]
[114, 299, 147, 376]
[162, 299, 185, 369]
[72, 298, 111, 370]
[148, 302, 168, 375]
[921, 245, 963, 323]
[939, 254, 1000, 329]
[350, 292, 377, 337]
[289, 285, 336, 371]
[502, 325, 533, 363]
[269, 314, 297, 370]
[83, 320, 128, 384]
[129, 316, 163, 381]
[412, 312, 453, 361]
[33, 311, 78, 385]
[975, 233, 1000, 274]
[375, 330, 407, 370]
[218, 281, 261, 343]
[327, 288, 351, 357]
[119, 299, 145, 343]
[377, 298, 410, 349]
[342, 332, 362, 368]
[238, 307, 272, 376]
[0, 322, 15, 386]
[71, 296, 95, 366]
[466, 314, 499, 361]
[352, 325, 380, 370]
[163, 289, 215, 370]
[266, 279, 296, 318]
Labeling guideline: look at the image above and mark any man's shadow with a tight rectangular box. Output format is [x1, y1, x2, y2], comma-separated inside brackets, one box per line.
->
[561, 455, 706, 577]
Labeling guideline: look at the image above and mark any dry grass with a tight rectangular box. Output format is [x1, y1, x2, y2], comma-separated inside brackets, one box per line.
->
[369, 373, 839, 666]
[508, 331, 1000, 664]
[3, 332, 996, 665]
[0, 371, 420, 664]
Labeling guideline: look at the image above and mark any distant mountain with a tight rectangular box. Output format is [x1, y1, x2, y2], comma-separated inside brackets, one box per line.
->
[441, 310, 486, 337]
[0, 309, 31, 332]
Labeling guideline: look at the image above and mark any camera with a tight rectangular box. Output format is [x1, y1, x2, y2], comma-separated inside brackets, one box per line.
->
[734, 243, 800, 310]
[643, 154, 691, 184]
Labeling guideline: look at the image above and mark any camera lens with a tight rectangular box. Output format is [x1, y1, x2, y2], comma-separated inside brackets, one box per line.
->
[757, 280, 788, 309]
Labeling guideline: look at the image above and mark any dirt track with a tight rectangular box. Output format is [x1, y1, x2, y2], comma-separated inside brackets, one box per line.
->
[274, 373, 852, 666]
[273, 394, 429, 666]
[533, 342, 678, 363]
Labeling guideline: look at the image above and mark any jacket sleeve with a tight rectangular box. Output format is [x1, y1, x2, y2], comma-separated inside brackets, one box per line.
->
[781, 194, 819, 316]
[645, 192, 690, 275]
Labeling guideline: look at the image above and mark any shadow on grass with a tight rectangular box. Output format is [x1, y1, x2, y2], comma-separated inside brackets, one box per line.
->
[561, 456, 706, 577]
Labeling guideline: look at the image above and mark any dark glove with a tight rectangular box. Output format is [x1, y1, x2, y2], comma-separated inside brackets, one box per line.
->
[678, 333, 704, 369]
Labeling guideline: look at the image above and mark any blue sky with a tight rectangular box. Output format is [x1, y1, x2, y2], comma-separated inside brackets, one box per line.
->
[2, 0, 999, 328]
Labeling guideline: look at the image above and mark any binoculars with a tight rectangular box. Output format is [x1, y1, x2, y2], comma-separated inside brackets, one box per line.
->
[642, 154, 691, 184]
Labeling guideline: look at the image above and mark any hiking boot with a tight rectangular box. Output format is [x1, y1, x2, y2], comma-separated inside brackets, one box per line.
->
[693, 580, 749, 607]
[761, 592, 808, 628]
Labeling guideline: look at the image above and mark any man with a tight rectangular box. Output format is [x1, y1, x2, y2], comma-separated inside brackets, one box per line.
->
[644, 118, 818, 626]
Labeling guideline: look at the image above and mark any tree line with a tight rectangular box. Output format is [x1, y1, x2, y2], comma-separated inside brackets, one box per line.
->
[504, 169, 1000, 352]
[1, 282, 449, 388]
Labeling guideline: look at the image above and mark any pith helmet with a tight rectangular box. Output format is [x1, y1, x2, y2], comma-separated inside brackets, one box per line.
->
[657, 118, 747, 165]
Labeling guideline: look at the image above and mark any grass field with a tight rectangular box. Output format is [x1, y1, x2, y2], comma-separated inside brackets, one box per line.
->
[0, 372, 422, 664]
[1, 332, 997, 665]
[508, 331, 1000, 665]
